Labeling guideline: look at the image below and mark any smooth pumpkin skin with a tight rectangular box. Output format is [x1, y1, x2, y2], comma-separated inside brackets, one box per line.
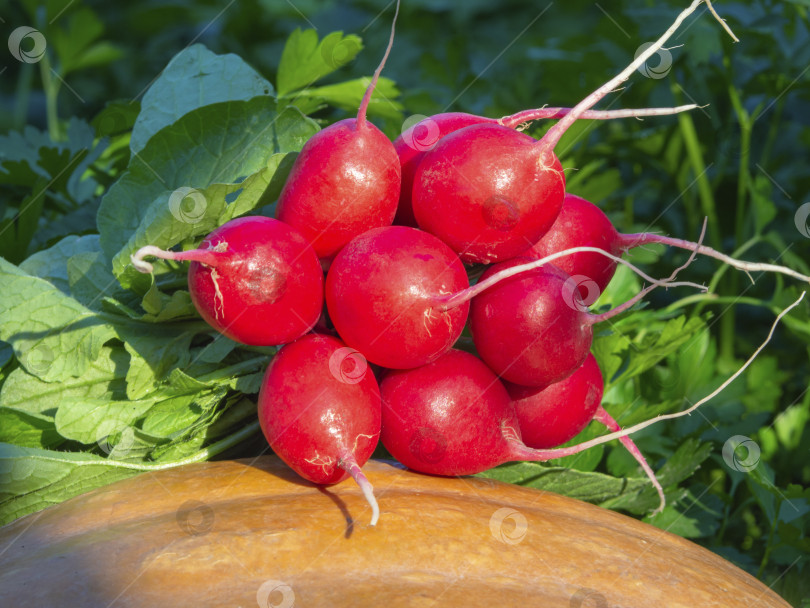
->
[0, 458, 789, 608]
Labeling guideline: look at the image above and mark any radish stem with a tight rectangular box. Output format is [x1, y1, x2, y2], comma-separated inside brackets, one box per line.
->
[131, 244, 223, 274]
[356, 0, 400, 127]
[594, 406, 666, 516]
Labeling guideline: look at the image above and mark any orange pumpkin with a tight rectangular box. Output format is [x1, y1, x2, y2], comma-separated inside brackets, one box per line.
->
[0, 457, 789, 607]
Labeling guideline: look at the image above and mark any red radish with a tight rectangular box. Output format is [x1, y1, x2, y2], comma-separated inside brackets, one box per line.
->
[394, 105, 696, 227]
[464, 253, 703, 388]
[469, 259, 593, 388]
[131, 216, 322, 346]
[325, 225, 469, 370]
[275, 2, 401, 261]
[409, 0, 720, 264]
[380, 349, 531, 475]
[412, 123, 566, 264]
[527, 194, 624, 297]
[506, 352, 603, 449]
[379, 349, 616, 477]
[382, 295, 803, 508]
[529, 194, 810, 290]
[258, 333, 381, 525]
[508, 352, 666, 513]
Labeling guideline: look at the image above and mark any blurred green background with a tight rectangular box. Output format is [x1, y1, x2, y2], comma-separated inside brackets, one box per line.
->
[1, 0, 808, 604]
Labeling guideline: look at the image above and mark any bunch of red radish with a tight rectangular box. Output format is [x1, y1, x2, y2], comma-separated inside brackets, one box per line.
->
[133, 1, 804, 526]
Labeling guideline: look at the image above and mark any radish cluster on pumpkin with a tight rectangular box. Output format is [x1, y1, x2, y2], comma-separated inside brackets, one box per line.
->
[130, 1, 805, 526]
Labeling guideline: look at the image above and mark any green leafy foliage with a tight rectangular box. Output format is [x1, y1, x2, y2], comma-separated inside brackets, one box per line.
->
[0, 3, 808, 605]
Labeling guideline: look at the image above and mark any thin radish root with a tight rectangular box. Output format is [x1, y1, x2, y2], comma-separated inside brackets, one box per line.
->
[519, 291, 806, 460]
[339, 454, 380, 526]
[587, 219, 707, 324]
[594, 406, 666, 516]
[499, 104, 698, 128]
[435, 245, 707, 312]
[620, 232, 810, 285]
[538, 0, 737, 158]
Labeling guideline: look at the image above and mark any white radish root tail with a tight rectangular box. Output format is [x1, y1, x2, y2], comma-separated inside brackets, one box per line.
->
[538, 0, 738, 159]
[436, 245, 707, 312]
[339, 454, 380, 526]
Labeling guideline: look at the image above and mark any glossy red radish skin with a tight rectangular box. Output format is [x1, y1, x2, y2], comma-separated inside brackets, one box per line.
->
[507, 352, 603, 448]
[326, 226, 469, 369]
[509, 351, 667, 513]
[395, 112, 493, 226]
[132, 217, 323, 346]
[529, 194, 810, 288]
[275, 3, 401, 260]
[381, 349, 524, 476]
[276, 121, 401, 260]
[470, 258, 592, 388]
[394, 106, 696, 227]
[412, 124, 565, 264]
[527, 194, 624, 296]
[258, 333, 381, 523]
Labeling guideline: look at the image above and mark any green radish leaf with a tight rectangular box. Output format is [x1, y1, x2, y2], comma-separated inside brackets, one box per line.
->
[54, 398, 159, 445]
[98, 99, 318, 290]
[130, 44, 274, 154]
[0, 443, 140, 525]
[0, 345, 129, 418]
[0, 408, 63, 449]
[140, 394, 208, 438]
[19, 235, 102, 294]
[67, 250, 136, 312]
[119, 328, 195, 400]
[0, 258, 117, 382]
[277, 29, 363, 96]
